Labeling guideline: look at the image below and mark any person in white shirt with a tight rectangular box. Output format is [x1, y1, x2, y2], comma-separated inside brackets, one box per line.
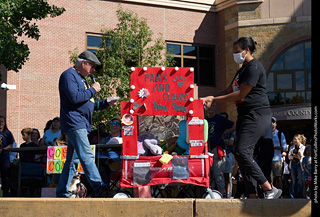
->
[40, 117, 61, 146]
[288, 134, 306, 198]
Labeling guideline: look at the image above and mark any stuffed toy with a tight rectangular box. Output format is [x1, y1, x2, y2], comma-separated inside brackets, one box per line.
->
[176, 119, 208, 155]
[162, 136, 179, 154]
[137, 133, 163, 156]
[144, 139, 163, 155]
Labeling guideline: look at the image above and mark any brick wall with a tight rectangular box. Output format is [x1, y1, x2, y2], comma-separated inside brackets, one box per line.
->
[1, 0, 220, 144]
[1, 0, 311, 143]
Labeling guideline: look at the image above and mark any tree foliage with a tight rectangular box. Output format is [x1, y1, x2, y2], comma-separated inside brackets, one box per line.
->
[90, 6, 175, 128]
[0, 0, 65, 77]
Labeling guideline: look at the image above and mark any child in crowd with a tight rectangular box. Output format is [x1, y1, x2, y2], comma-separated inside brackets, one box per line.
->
[302, 144, 311, 199]
[20, 128, 38, 162]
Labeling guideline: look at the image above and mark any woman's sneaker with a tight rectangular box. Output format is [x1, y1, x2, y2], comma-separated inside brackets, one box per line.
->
[264, 187, 282, 199]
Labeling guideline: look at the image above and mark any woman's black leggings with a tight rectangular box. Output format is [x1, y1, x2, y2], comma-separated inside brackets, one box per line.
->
[234, 109, 271, 194]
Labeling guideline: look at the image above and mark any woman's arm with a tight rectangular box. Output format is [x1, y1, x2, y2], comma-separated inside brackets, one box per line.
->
[201, 83, 253, 108]
[214, 83, 253, 103]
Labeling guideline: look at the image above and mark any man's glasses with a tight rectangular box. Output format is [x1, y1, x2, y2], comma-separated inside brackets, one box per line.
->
[85, 61, 96, 69]
[110, 121, 121, 126]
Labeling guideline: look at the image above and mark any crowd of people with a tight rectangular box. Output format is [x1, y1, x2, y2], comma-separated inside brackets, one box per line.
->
[0, 115, 122, 197]
[0, 112, 312, 199]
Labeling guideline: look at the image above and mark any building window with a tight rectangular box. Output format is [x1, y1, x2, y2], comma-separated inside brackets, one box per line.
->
[86, 33, 102, 53]
[166, 42, 215, 86]
[86, 36, 216, 87]
[267, 40, 311, 106]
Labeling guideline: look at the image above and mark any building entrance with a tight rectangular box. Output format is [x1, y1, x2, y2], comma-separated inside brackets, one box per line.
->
[276, 119, 312, 145]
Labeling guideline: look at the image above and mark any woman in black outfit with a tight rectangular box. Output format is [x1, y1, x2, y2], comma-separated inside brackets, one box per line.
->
[201, 37, 281, 199]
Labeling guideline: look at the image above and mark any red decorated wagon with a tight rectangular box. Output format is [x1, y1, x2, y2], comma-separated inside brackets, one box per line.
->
[118, 67, 221, 198]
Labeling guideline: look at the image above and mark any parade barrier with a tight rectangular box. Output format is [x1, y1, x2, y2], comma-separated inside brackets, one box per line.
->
[195, 199, 311, 217]
[0, 198, 311, 217]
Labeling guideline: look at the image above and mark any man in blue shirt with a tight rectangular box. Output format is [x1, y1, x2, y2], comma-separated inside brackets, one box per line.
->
[56, 51, 118, 198]
[271, 117, 287, 191]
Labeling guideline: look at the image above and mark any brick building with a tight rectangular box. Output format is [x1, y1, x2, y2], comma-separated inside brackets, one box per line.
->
[0, 0, 312, 144]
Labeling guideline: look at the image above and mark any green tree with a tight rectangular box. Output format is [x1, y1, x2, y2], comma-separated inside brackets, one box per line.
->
[0, 0, 65, 79]
[92, 6, 174, 129]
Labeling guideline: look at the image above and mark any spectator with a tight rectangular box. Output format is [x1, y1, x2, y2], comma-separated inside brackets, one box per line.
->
[206, 104, 236, 196]
[19, 128, 38, 163]
[9, 141, 17, 163]
[43, 119, 53, 133]
[19, 128, 45, 197]
[98, 116, 122, 188]
[31, 128, 41, 146]
[302, 144, 311, 198]
[220, 112, 236, 199]
[281, 151, 291, 198]
[271, 117, 287, 191]
[288, 134, 306, 198]
[89, 122, 110, 144]
[234, 167, 248, 199]
[32, 128, 44, 162]
[8, 141, 18, 197]
[40, 117, 61, 146]
[0, 115, 15, 197]
[108, 116, 122, 139]
[40, 117, 61, 185]
[54, 133, 68, 147]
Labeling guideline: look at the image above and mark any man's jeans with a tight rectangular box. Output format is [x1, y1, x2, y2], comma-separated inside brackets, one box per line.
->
[56, 129, 105, 197]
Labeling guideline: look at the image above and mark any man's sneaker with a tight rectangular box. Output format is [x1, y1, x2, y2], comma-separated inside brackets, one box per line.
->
[264, 187, 282, 199]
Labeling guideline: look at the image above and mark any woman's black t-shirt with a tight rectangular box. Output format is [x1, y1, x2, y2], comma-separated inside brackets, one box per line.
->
[231, 59, 270, 116]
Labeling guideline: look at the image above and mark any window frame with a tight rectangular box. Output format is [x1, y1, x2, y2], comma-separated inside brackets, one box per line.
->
[266, 40, 311, 106]
[166, 41, 215, 87]
[86, 32, 103, 52]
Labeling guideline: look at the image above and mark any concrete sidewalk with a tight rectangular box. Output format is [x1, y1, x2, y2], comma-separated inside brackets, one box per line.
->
[0, 198, 311, 217]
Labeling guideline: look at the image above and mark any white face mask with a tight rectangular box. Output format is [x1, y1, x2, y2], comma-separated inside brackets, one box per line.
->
[233, 50, 247, 64]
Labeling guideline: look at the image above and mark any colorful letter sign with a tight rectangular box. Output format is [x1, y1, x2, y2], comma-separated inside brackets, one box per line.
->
[46, 145, 96, 174]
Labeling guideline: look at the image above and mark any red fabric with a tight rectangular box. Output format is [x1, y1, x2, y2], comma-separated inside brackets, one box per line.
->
[120, 156, 211, 188]
[216, 146, 225, 160]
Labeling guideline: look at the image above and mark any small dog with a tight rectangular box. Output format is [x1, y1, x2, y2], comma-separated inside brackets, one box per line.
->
[68, 174, 86, 198]
[172, 102, 187, 113]
[152, 101, 168, 112]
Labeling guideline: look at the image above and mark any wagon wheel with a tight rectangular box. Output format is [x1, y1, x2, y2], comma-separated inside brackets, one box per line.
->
[109, 189, 132, 198]
[202, 188, 223, 199]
